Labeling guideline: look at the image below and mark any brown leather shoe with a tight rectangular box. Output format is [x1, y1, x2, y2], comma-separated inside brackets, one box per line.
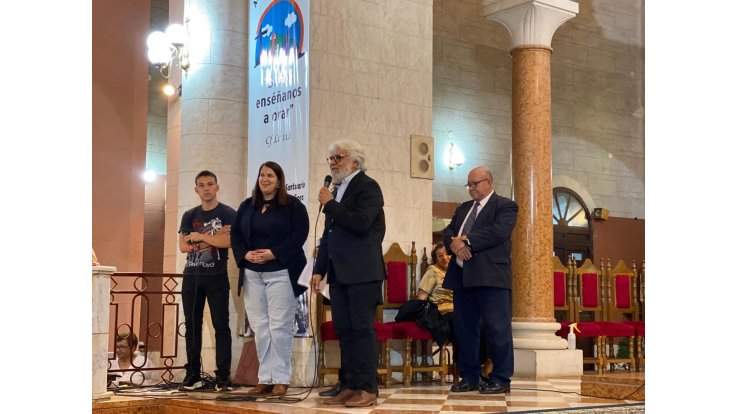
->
[268, 384, 289, 397]
[246, 384, 273, 396]
[344, 390, 377, 407]
[320, 388, 357, 405]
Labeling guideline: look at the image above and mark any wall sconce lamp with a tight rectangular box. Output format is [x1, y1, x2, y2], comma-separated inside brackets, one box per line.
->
[446, 142, 465, 172]
[162, 83, 182, 97]
[146, 22, 190, 79]
[142, 170, 157, 183]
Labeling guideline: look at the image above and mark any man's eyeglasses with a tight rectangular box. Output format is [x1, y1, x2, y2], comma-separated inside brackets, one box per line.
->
[326, 154, 348, 163]
[465, 179, 490, 190]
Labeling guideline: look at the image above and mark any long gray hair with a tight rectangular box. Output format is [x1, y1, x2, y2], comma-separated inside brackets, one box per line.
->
[329, 140, 368, 171]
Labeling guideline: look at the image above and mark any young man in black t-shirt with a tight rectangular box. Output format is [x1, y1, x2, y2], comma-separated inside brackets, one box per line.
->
[178, 170, 236, 391]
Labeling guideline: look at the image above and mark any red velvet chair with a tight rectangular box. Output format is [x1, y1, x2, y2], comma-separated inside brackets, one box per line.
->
[606, 259, 645, 372]
[382, 242, 448, 386]
[552, 255, 575, 321]
[555, 258, 635, 374]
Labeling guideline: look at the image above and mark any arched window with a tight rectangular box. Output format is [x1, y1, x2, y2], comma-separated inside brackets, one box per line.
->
[553, 187, 592, 265]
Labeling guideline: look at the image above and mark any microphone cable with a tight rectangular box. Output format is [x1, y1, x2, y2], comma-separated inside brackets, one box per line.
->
[188, 238, 204, 389]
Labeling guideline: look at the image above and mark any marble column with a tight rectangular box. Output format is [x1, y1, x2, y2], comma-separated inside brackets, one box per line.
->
[484, 0, 581, 378]
[92, 266, 117, 401]
[176, 0, 248, 379]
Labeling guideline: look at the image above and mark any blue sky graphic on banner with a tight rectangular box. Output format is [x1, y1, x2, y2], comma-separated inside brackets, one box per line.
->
[253, 1, 305, 69]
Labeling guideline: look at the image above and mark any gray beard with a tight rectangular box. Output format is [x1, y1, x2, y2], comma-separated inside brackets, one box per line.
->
[331, 171, 346, 184]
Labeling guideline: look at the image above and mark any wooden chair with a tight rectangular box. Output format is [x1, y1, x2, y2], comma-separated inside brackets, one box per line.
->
[604, 259, 640, 322]
[634, 260, 645, 371]
[552, 255, 576, 322]
[420, 247, 430, 280]
[382, 242, 449, 386]
[606, 259, 645, 371]
[556, 257, 635, 374]
[638, 260, 645, 320]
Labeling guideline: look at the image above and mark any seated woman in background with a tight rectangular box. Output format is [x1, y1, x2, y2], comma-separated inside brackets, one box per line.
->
[417, 242, 456, 364]
[418, 242, 492, 377]
[417, 242, 453, 314]
[109, 332, 153, 386]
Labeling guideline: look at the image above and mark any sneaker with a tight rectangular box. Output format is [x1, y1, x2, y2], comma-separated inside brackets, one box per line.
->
[215, 378, 233, 392]
[178, 372, 203, 391]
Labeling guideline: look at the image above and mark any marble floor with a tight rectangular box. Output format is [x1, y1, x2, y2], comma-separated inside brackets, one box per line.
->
[97, 375, 645, 413]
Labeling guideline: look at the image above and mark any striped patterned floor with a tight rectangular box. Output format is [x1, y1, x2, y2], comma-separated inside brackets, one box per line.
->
[100, 376, 644, 413]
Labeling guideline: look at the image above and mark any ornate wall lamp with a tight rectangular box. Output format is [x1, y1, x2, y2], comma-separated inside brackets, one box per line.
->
[446, 142, 465, 172]
[146, 23, 190, 79]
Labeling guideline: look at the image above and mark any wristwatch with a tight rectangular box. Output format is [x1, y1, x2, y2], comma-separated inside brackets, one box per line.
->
[462, 235, 471, 247]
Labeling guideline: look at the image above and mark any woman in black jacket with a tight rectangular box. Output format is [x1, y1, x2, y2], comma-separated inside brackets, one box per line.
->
[231, 161, 309, 397]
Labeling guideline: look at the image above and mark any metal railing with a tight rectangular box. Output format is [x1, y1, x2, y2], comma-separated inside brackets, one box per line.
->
[108, 272, 185, 386]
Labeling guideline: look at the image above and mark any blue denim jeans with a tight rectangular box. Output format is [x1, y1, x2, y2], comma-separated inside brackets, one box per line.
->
[243, 268, 297, 384]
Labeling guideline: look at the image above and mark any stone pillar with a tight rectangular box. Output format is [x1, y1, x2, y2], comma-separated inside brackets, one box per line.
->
[176, 0, 248, 379]
[163, 0, 184, 275]
[484, 0, 581, 378]
[92, 266, 117, 401]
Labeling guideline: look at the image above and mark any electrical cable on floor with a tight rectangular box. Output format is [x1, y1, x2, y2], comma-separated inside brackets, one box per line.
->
[616, 381, 645, 401]
[511, 380, 645, 401]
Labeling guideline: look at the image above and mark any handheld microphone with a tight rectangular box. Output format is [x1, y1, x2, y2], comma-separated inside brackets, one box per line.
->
[318, 175, 332, 214]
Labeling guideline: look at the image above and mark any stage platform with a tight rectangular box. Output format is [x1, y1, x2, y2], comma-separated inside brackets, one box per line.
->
[93, 374, 644, 413]
[581, 371, 645, 401]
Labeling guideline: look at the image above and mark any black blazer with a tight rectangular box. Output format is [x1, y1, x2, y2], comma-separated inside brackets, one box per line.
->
[314, 170, 386, 285]
[442, 192, 518, 291]
[231, 195, 309, 297]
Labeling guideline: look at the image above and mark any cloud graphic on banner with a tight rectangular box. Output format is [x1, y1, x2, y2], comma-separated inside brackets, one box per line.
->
[260, 23, 273, 37]
[284, 12, 297, 28]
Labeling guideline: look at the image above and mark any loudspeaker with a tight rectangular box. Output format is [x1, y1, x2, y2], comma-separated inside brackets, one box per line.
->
[410, 134, 434, 180]
[592, 208, 609, 220]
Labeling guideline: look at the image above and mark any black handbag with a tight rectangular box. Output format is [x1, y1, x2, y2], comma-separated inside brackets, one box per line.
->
[395, 299, 434, 321]
[395, 299, 449, 346]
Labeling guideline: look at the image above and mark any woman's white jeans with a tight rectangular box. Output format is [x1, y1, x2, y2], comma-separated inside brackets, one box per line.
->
[243, 268, 297, 384]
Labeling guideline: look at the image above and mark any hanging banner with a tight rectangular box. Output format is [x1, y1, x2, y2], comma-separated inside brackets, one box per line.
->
[248, 0, 309, 203]
[247, 0, 310, 336]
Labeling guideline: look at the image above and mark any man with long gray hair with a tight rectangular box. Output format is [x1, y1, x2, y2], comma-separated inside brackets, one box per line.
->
[311, 140, 386, 407]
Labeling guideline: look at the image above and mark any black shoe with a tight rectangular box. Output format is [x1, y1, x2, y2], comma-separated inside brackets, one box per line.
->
[178, 372, 203, 391]
[450, 379, 479, 392]
[479, 380, 510, 394]
[215, 378, 233, 392]
[319, 380, 344, 397]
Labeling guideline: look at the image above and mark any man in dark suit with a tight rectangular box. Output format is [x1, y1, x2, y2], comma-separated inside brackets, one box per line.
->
[311, 140, 386, 408]
[442, 166, 518, 394]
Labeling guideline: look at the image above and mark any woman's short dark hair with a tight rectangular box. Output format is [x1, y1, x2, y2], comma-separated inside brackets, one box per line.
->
[252, 161, 289, 207]
[430, 242, 445, 263]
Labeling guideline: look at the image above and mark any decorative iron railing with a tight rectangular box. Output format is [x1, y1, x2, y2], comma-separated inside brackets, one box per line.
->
[108, 272, 185, 386]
